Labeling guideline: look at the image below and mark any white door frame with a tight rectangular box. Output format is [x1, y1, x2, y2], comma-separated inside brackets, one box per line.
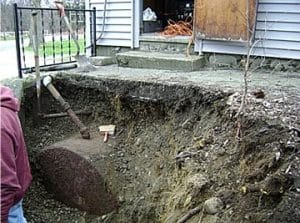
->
[132, 0, 140, 48]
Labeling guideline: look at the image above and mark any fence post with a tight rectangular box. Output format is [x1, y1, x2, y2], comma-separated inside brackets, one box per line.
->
[92, 7, 97, 56]
[13, 3, 22, 78]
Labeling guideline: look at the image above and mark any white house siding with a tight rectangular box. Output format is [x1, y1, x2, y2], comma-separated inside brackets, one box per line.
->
[88, 0, 139, 48]
[199, 0, 300, 60]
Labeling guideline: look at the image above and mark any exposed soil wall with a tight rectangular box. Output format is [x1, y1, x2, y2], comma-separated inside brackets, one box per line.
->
[22, 74, 300, 223]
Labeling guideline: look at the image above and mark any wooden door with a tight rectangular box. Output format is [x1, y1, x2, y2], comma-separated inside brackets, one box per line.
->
[194, 0, 257, 41]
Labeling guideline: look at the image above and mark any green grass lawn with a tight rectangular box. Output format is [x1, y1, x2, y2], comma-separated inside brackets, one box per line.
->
[26, 39, 85, 57]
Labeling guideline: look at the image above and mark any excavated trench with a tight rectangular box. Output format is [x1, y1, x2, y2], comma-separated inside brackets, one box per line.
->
[21, 74, 299, 223]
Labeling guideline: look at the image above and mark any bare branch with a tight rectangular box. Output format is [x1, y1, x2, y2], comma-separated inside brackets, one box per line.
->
[177, 206, 202, 223]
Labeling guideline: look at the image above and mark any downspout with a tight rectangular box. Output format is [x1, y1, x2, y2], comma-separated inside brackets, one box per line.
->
[131, 0, 135, 48]
[95, 0, 107, 42]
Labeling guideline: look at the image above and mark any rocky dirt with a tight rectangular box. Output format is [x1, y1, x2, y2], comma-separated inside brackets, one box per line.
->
[21, 71, 300, 223]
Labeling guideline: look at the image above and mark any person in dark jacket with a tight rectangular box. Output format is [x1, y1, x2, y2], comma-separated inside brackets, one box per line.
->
[1, 86, 32, 223]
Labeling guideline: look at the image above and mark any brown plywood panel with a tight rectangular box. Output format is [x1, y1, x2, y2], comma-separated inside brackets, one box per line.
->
[195, 0, 257, 41]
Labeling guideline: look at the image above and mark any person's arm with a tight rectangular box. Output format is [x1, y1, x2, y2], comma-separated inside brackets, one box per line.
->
[1, 128, 21, 223]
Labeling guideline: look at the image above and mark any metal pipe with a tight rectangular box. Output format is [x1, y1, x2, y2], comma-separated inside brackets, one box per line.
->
[83, 11, 86, 54]
[39, 110, 91, 119]
[13, 3, 22, 78]
[43, 76, 90, 139]
[23, 63, 77, 73]
[41, 9, 46, 65]
[59, 12, 63, 63]
[51, 10, 56, 64]
[19, 9, 26, 71]
[92, 7, 97, 56]
[32, 11, 41, 112]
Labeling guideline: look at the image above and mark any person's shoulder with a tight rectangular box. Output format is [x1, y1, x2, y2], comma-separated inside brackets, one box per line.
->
[1, 107, 18, 130]
[1, 106, 17, 118]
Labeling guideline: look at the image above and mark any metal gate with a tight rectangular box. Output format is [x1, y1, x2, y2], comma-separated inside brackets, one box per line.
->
[13, 3, 97, 78]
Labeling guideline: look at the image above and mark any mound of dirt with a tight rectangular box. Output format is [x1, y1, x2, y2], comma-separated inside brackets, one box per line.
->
[22, 74, 299, 223]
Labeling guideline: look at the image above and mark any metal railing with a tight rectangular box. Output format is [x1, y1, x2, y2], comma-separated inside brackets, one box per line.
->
[13, 3, 97, 78]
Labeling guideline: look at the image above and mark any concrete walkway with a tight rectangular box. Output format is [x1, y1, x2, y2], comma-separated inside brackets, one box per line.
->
[1, 64, 299, 105]
[73, 65, 300, 95]
[0, 40, 20, 80]
[0, 39, 35, 80]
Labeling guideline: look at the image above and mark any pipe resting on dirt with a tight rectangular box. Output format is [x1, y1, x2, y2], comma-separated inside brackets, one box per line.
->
[43, 76, 90, 139]
[39, 110, 92, 119]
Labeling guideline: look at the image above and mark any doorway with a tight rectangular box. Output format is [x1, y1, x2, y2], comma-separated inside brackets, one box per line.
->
[141, 0, 194, 37]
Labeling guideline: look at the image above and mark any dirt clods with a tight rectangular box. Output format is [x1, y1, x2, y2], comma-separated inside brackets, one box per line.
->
[22, 74, 300, 223]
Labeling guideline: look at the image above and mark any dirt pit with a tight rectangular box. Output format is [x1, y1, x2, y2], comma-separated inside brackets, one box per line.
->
[21, 73, 300, 223]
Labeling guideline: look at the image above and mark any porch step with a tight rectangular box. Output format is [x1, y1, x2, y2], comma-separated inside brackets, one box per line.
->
[90, 56, 114, 66]
[139, 35, 195, 54]
[116, 51, 205, 71]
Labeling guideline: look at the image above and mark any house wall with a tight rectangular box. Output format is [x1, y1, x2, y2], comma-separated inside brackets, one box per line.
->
[198, 0, 300, 60]
[88, 0, 135, 47]
[88, 0, 300, 60]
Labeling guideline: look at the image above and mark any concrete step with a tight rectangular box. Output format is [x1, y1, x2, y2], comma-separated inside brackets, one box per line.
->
[139, 35, 195, 54]
[90, 56, 114, 66]
[116, 51, 205, 71]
